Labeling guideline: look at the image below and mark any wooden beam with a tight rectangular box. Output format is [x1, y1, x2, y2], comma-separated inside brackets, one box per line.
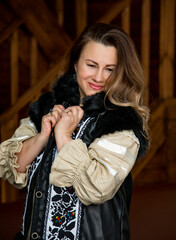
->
[9, 29, 19, 152]
[30, 37, 38, 86]
[75, 0, 87, 36]
[7, 0, 72, 61]
[0, 21, 47, 75]
[132, 99, 176, 183]
[141, 0, 151, 105]
[0, 60, 64, 139]
[0, 18, 23, 45]
[159, 0, 175, 98]
[1, 180, 19, 203]
[165, 99, 176, 182]
[56, 0, 64, 26]
[98, 0, 131, 23]
[17, 29, 48, 75]
[10, 31, 19, 105]
[121, 4, 130, 34]
[132, 100, 167, 179]
[0, 1, 17, 25]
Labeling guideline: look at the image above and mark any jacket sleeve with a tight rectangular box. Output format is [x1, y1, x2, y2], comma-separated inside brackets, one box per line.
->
[50, 130, 139, 205]
[0, 118, 38, 189]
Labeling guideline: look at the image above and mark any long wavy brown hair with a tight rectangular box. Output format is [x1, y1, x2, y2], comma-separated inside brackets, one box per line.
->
[64, 23, 150, 138]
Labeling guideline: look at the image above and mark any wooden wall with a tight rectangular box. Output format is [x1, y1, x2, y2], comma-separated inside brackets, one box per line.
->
[0, 0, 176, 202]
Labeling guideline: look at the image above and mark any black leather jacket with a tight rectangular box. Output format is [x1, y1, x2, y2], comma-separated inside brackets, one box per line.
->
[18, 73, 148, 240]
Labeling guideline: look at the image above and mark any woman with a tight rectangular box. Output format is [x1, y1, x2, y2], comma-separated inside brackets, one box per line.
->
[0, 23, 149, 240]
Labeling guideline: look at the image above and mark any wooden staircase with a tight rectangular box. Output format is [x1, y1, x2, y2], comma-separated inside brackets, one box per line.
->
[0, 0, 176, 202]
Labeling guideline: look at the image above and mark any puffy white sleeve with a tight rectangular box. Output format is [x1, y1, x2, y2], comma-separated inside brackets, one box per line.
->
[50, 130, 139, 205]
[0, 118, 37, 188]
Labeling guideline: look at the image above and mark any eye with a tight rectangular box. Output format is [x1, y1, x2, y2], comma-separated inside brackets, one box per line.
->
[87, 64, 96, 68]
[106, 68, 114, 72]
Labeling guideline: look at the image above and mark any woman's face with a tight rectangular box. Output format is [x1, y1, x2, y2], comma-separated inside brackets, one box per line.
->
[74, 41, 117, 97]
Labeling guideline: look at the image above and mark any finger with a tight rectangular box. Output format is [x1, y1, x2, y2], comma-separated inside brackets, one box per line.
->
[65, 106, 77, 115]
[50, 110, 61, 122]
[69, 106, 84, 120]
[78, 108, 84, 119]
[61, 110, 74, 120]
[43, 114, 57, 128]
[51, 105, 66, 121]
[52, 105, 65, 114]
[65, 110, 71, 114]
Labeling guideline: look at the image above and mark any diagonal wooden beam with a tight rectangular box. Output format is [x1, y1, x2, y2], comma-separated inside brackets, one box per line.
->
[97, 0, 132, 23]
[0, 19, 47, 73]
[0, 18, 23, 44]
[132, 100, 168, 179]
[0, 59, 64, 125]
[6, 0, 72, 61]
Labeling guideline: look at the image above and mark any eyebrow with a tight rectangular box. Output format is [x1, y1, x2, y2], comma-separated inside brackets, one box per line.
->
[86, 59, 117, 67]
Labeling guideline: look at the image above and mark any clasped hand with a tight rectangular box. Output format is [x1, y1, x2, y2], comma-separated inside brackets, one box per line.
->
[40, 105, 84, 151]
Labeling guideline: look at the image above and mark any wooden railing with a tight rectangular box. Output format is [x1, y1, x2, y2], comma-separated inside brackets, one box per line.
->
[0, 0, 175, 202]
[132, 98, 176, 184]
[0, 0, 134, 142]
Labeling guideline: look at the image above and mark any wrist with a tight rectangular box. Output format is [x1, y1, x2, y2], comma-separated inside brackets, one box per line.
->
[36, 133, 49, 147]
[56, 134, 72, 152]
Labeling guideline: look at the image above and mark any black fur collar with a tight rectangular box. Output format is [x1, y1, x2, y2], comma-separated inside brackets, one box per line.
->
[29, 73, 148, 159]
[29, 73, 109, 131]
[52, 73, 80, 107]
[52, 73, 111, 115]
[29, 72, 139, 130]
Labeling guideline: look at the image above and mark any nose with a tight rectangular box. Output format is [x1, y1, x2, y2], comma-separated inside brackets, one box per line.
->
[93, 69, 104, 83]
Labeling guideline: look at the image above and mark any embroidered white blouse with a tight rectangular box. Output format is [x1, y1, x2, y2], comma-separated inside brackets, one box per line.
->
[0, 117, 139, 205]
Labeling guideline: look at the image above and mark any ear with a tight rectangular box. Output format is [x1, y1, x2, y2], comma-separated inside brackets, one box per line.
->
[74, 63, 77, 73]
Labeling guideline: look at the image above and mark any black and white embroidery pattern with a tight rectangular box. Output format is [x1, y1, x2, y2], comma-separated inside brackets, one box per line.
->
[43, 118, 92, 240]
[45, 185, 79, 240]
[21, 117, 93, 239]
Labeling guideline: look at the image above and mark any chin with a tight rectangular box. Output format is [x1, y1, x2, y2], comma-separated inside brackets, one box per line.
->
[86, 91, 100, 96]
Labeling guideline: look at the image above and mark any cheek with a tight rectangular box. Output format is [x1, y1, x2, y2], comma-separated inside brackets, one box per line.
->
[104, 71, 112, 82]
[77, 66, 92, 80]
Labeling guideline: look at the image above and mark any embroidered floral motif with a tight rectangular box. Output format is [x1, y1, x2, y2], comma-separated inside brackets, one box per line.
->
[22, 118, 91, 239]
[46, 186, 78, 240]
[43, 119, 92, 239]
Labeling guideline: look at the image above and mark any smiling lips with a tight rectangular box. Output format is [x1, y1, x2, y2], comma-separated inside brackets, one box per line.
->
[88, 82, 104, 90]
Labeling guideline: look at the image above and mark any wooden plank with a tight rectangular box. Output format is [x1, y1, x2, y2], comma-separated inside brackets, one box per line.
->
[98, 0, 131, 23]
[0, 18, 23, 45]
[17, 28, 48, 75]
[0, 1, 14, 21]
[7, 0, 72, 61]
[56, 0, 64, 26]
[75, 0, 87, 35]
[1, 23, 47, 76]
[141, 0, 151, 105]
[0, 60, 64, 129]
[30, 37, 38, 86]
[121, 4, 130, 35]
[132, 123, 165, 179]
[134, 167, 167, 185]
[1, 180, 19, 203]
[159, 0, 175, 98]
[166, 98, 176, 119]
[10, 31, 19, 105]
[132, 100, 167, 179]
[166, 120, 176, 182]
[132, 99, 176, 180]
[165, 99, 176, 182]
[0, 113, 18, 141]
[0, 110, 19, 202]
[18, 28, 30, 64]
